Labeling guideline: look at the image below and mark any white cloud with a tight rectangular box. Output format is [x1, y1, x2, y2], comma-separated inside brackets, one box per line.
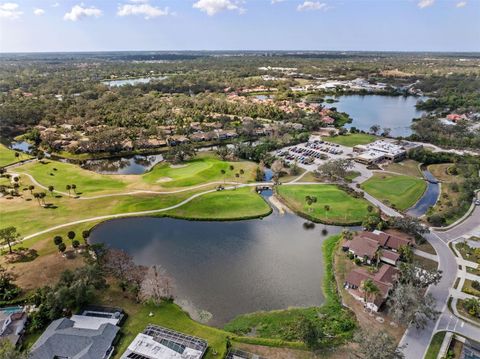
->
[117, 3, 170, 19]
[64, 4, 102, 21]
[456, 1, 466, 7]
[0, 2, 23, 19]
[417, 0, 434, 8]
[297, 1, 327, 11]
[193, 0, 245, 16]
[271, 0, 285, 3]
[52, 2, 59, 7]
[33, 8, 45, 15]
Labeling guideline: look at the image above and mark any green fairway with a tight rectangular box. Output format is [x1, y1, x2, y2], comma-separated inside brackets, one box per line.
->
[143, 156, 256, 188]
[0, 143, 31, 167]
[326, 133, 376, 147]
[276, 184, 372, 225]
[361, 172, 427, 211]
[166, 187, 271, 220]
[15, 159, 127, 195]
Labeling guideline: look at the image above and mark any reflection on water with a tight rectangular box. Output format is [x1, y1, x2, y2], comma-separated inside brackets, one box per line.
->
[89, 212, 345, 325]
[81, 154, 163, 175]
[407, 170, 440, 217]
[326, 95, 424, 137]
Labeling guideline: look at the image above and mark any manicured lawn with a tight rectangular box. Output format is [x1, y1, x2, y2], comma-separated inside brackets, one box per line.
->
[425, 331, 446, 359]
[143, 156, 256, 188]
[166, 187, 272, 220]
[15, 159, 127, 195]
[384, 159, 422, 178]
[457, 299, 480, 325]
[0, 143, 31, 167]
[361, 172, 427, 211]
[277, 184, 372, 225]
[326, 134, 376, 147]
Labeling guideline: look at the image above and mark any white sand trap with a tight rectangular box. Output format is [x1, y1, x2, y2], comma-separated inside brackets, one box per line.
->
[156, 177, 173, 183]
[170, 164, 188, 168]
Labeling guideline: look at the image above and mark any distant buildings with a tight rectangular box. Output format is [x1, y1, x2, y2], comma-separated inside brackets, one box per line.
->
[121, 325, 208, 359]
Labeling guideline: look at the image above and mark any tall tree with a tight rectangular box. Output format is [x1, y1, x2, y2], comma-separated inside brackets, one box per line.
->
[0, 226, 20, 254]
[353, 330, 405, 359]
[139, 265, 174, 303]
[388, 282, 440, 329]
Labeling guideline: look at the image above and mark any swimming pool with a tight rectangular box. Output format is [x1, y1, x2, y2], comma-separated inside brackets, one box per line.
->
[0, 306, 23, 314]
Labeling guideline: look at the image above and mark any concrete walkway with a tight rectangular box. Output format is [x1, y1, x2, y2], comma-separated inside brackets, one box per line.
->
[414, 249, 439, 262]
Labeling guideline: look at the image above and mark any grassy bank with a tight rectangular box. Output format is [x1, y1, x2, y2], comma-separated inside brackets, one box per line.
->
[0, 143, 31, 167]
[361, 172, 427, 211]
[427, 163, 471, 225]
[165, 187, 271, 220]
[326, 134, 376, 147]
[277, 184, 372, 225]
[425, 331, 447, 359]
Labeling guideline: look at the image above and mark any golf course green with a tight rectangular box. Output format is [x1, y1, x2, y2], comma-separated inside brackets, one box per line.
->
[361, 172, 427, 211]
[276, 184, 372, 225]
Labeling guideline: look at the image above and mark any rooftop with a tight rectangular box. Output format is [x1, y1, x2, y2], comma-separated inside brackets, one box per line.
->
[121, 325, 208, 359]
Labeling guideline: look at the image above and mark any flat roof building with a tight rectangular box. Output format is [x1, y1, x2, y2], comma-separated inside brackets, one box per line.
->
[354, 140, 407, 164]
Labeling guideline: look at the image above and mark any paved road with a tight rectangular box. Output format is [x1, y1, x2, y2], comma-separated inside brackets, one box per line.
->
[400, 219, 480, 358]
[399, 231, 461, 358]
[434, 205, 480, 243]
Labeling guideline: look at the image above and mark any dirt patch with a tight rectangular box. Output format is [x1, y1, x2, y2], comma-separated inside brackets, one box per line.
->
[6, 253, 84, 292]
[156, 177, 173, 183]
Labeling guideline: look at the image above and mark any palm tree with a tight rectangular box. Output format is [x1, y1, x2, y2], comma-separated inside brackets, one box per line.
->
[229, 165, 234, 171]
[33, 192, 41, 206]
[324, 205, 330, 223]
[28, 185, 35, 194]
[375, 249, 383, 269]
[361, 279, 380, 309]
[71, 184, 77, 194]
[48, 185, 54, 197]
[239, 169, 245, 177]
[220, 169, 226, 183]
[66, 185, 71, 196]
[39, 192, 46, 206]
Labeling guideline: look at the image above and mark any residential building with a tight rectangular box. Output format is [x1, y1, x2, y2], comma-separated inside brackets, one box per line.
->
[30, 309, 123, 359]
[121, 325, 208, 359]
[344, 264, 399, 312]
[342, 230, 413, 266]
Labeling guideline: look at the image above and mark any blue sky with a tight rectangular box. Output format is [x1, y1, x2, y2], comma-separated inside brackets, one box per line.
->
[1, 0, 479, 52]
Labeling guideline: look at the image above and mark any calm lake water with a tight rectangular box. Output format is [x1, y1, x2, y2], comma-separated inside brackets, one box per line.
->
[81, 154, 164, 175]
[327, 95, 424, 137]
[89, 210, 343, 326]
[102, 76, 167, 87]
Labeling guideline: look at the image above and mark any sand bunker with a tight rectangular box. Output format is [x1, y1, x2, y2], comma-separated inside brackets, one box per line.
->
[156, 177, 173, 183]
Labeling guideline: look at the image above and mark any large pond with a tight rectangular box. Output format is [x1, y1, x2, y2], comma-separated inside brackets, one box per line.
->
[81, 154, 164, 175]
[89, 206, 343, 326]
[326, 95, 424, 137]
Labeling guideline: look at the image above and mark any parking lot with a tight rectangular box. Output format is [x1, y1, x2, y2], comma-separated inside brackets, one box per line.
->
[275, 139, 356, 171]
